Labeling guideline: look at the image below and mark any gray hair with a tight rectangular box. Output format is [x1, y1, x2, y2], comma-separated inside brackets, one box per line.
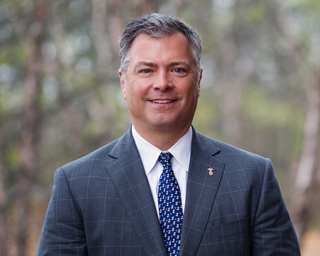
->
[119, 13, 202, 80]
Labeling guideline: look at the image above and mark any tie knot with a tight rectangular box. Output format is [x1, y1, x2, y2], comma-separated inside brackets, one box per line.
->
[158, 152, 173, 168]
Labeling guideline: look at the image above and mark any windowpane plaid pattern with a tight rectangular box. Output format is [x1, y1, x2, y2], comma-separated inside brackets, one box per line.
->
[158, 152, 183, 256]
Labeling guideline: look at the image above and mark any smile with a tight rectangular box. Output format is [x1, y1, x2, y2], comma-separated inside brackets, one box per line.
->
[151, 100, 174, 104]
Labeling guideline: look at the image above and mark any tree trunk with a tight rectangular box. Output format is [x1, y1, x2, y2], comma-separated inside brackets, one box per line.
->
[291, 69, 320, 240]
[91, 0, 111, 81]
[16, 0, 47, 255]
[0, 123, 8, 256]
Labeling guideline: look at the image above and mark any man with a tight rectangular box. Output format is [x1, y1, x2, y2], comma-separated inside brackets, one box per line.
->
[38, 13, 300, 255]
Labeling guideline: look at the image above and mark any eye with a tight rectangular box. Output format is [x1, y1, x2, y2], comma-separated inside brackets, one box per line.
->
[174, 68, 184, 73]
[172, 67, 187, 76]
[138, 69, 153, 76]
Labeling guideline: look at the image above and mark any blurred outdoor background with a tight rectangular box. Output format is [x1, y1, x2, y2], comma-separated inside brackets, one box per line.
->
[0, 0, 320, 255]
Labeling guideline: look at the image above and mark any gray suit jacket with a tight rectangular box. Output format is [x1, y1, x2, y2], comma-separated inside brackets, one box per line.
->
[38, 126, 300, 255]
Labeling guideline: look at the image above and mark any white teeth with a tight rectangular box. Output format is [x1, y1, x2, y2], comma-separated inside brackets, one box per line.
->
[152, 100, 172, 103]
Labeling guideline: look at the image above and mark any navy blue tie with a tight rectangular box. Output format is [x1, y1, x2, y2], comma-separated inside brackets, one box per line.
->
[158, 152, 183, 256]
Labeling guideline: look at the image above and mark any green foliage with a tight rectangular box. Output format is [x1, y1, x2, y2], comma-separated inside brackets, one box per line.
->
[0, 44, 28, 65]
[0, 86, 25, 114]
[243, 86, 304, 128]
[247, 2, 268, 23]
[4, 144, 20, 170]
[241, 86, 305, 162]
[193, 90, 222, 141]
[290, 0, 320, 17]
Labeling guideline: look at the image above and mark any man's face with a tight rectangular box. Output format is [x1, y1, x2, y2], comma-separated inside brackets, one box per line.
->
[119, 32, 202, 135]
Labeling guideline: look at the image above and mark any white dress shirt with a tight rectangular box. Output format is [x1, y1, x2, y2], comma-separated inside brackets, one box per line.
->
[132, 126, 192, 218]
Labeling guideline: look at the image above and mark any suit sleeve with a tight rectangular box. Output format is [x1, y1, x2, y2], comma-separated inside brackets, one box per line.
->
[251, 158, 301, 255]
[38, 167, 87, 256]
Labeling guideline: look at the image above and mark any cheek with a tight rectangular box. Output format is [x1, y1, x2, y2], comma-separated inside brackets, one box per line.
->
[188, 84, 200, 99]
[125, 83, 145, 105]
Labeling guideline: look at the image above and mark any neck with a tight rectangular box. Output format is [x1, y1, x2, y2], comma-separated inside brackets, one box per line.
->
[133, 124, 191, 151]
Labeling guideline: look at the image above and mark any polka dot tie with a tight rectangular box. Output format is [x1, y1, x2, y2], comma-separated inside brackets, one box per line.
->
[158, 152, 183, 256]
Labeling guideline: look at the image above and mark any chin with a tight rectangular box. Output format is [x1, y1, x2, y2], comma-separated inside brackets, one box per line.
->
[151, 121, 177, 129]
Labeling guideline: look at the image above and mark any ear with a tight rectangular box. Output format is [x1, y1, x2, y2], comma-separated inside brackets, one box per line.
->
[118, 69, 127, 100]
[197, 68, 203, 97]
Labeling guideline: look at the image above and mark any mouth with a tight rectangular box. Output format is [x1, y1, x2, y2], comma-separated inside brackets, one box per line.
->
[150, 100, 174, 104]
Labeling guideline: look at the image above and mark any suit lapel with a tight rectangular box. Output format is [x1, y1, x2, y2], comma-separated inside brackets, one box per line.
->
[106, 128, 167, 256]
[180, 128, 225, 256]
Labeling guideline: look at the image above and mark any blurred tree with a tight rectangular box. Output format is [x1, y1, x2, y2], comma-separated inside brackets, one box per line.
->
[291, 67, 320, 239]
[15, 0, 47, 254]
[0, 0, 48, 254]
[272, 0, 320, 240]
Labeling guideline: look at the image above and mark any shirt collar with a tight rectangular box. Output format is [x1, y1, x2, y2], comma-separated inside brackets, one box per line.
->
[132, 126, 192, 175]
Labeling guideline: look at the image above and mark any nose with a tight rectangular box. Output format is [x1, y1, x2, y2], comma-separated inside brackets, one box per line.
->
[152, 70, 173, 91]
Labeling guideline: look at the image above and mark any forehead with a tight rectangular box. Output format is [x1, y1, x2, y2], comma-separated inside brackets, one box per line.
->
[128, 32, 193, 62]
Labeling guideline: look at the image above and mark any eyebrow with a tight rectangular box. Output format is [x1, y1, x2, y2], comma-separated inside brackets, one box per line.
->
[168, 61, 191, 69]
[134, 62, 157, 70]
[134, 61, 191, 70]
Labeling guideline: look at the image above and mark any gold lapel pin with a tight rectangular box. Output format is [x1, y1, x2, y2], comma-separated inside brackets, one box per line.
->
[207, 167, 214, 176]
